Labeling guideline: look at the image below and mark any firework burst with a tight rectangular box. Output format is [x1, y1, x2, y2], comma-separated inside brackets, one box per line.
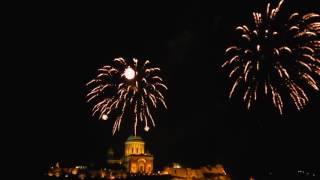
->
[222, 0, 320, 114]
[86, 57, 167, 135]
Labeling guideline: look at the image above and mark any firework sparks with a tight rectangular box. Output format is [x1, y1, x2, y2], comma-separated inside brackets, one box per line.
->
[86, 57, 167, 135]
[222, 0, 320, 114]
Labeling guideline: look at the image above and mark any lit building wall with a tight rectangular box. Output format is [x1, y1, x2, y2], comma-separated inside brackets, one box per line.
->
[127, 156, 153, 173]
[200, 164, 227, 175]
[123, 136, 153, 174]
[163, 167, 203, 179]
[163, 164, 231, 180]
[125, 141, 145, 156]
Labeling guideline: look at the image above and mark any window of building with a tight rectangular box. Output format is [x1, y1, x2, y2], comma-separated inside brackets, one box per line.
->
[139, 165, 144, 172]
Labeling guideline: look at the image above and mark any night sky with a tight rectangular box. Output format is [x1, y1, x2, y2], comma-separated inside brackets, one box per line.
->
[17, 1, 319, 179]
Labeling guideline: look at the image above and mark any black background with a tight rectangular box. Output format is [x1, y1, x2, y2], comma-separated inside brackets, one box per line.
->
[11, 1, 320, 179]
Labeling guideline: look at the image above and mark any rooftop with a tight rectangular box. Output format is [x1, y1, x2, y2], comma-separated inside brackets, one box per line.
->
[126, 135, 144, 142]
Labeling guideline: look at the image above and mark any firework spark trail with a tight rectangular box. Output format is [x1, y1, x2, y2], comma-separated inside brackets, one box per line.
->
[222, 0, 320, 114]
[86, 57, 167, 135]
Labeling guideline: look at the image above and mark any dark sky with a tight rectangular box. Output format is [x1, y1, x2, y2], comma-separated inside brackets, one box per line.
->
[17, 0, 319, 179]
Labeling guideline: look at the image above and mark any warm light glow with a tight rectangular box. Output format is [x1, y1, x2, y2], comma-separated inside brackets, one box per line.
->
[102, 114, 108, 120]
[124, 67, 135, 80]
[72, 168, 78, 175]
[173, 163, 182, 168]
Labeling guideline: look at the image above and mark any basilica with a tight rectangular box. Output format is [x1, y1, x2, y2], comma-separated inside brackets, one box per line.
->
[107, 135, 154, 174]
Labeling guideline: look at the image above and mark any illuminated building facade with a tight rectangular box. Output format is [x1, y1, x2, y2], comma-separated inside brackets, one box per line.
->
[123, 136, 153, 174]
[162, 163, 231, 180]
[46, 136, 233, 179]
